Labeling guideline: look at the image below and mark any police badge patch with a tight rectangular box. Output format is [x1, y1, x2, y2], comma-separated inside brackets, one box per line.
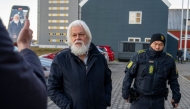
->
[176, 68, 178, 74]
[127, 61, 133, 69]
[161, 35, 164, 40]
[149, 65, 154, 74]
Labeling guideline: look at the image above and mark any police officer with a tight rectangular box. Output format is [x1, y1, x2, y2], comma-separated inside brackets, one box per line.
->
[176, 48, 183, 64]
[122, 33, 181, 109]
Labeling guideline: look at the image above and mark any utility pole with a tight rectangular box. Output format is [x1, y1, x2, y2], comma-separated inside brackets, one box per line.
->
[184, 0, 189, 61]
[180, 0, 184, 49]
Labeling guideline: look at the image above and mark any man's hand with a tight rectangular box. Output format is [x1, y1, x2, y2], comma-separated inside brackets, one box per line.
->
[17, 19, 33, 52]
[171, 99, 178, 108]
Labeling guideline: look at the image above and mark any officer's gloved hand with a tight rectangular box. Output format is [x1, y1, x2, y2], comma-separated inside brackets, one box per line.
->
[125, 97, 129, 103]
[171, 99, 178, 108]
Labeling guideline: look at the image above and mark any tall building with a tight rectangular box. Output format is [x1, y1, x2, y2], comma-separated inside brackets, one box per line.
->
[37, 0, 80, 48]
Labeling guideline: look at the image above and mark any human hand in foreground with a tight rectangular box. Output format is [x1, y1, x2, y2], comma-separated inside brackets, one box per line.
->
[17, 19, 33, 52]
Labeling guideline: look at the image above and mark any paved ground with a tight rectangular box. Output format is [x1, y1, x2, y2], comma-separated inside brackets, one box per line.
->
[47, 61, 190, 109]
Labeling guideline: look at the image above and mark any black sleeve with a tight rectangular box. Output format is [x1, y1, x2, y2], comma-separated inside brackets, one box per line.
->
[168, 61, 181, 103]
[0, 19, 47, 109]
[47, 56, 71, 108]
[122, 53, 138, 99]
[20, 48, 46, 85]
[103, 56, 112, 106]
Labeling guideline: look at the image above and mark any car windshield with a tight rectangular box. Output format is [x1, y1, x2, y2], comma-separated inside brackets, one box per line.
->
[99, 48, 106, 52]
[97, 47, 103, 53]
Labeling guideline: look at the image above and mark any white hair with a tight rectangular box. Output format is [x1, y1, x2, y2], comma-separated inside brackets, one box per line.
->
[66, 20, 92, 46]
[13, 14, 20, 20]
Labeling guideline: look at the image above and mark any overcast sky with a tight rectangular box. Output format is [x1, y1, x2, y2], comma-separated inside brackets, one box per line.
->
[0, 0, 188, 39]
[169, 0, 189, 8]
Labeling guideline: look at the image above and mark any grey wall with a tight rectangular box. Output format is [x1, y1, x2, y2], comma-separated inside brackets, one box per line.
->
[81, 0, 169, 59]
[166, 34, 178, 60]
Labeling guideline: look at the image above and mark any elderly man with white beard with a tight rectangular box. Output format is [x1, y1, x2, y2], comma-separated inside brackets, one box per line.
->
[8, 14, 23, 41]
[47, 20, 112, 109]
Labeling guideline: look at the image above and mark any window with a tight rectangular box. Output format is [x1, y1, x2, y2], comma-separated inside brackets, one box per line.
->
[63, 33, 67, 36]
[49, 7, 69, 10]
[182, 34, 190, 39]
[129, 11, 142, 24]
[63, 39, 67, 43]
[49, 13, 69, 17]
[49, 33, 53, 35]
[123, 43, 135, 52]
[49, 33, 67, 36]
[145, 38, 151, 42]
[143, 44, 149, 49]
[49, 39, 66, 43]
[128, 37, 141, 42]
[183, 19, 190, 26]
[49, 39, 58, 42]
[48, 20, 68, 23]
[49, 1, 69, 3]
[182, 34, 190, 40]
[48, 26, 68, 29]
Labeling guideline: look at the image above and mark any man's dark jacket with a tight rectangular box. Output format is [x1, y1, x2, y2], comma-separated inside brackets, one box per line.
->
[0, 19, 47, 109]
[48, 43, 112, 109]
[176, 50, 183, 57]
[122, 48, 181, 103]
[8, 20, 23, 38]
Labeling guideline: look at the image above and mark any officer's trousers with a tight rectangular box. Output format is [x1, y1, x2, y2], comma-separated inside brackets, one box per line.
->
[130, 96, 165, 109]
[178, 56, 182, 63]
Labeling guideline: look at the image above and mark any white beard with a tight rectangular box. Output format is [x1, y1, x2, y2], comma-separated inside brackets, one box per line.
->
[14, 20, 19, 24]
[71, 40, 90, 56]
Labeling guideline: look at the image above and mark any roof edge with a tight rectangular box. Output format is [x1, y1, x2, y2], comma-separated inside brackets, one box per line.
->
[167, 32, 179, 40]
[162, 0, 171, 7]
[79, 0, 88, 7]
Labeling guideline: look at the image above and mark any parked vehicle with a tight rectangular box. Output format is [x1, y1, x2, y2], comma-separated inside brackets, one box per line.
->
[98, 45, 115, 61]
[97, 46, 109, 63]
[39, 47, 109, 63]
[182, 51, 190, 61]
[39, 57, 52, 82]
[39, 49, 64, 59]
[14, 46, 18, 51]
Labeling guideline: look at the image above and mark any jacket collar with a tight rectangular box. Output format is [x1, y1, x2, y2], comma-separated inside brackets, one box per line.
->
[147, 47, 163, 58]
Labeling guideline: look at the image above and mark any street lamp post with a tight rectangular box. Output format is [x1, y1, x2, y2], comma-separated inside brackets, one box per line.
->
[184, 0, 189, 61]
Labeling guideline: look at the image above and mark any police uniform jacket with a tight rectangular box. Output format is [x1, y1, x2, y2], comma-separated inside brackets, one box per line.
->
[47, 43, 112, 109]
[122, 47, 181, 103]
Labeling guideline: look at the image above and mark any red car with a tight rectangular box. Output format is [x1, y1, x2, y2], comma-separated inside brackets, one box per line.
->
[39, 49, 65, 59]
[98, 45, 115, 61]
[40, 47, 111, 62]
